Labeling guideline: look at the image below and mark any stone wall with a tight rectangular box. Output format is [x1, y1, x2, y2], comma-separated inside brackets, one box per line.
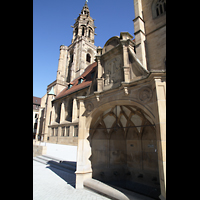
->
[33, 144, 47, 157]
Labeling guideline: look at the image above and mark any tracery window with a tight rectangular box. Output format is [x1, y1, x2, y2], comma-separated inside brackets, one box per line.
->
[156, 0, 166, 17]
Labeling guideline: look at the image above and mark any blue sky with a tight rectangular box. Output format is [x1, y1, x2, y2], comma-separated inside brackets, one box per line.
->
[33, 0, 135, 98]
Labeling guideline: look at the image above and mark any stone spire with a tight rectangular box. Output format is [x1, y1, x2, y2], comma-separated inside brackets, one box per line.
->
[71, 1, 96, 44]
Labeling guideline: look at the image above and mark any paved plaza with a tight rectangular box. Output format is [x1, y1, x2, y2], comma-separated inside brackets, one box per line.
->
[33, 143, 111, 200]
[33, 143, 155, 200]
[33, 160, 111, 200]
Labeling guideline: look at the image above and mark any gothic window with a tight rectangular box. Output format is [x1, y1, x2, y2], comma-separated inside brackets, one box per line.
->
[70, 53, 73, 63]
[86, 53, 91, 63]
[67, 51, 73, 82]
[152, 0, 166, 18]
[56, 103, 61, 123]
[156, 0, 166, 16]
[66, 98, 73, 122]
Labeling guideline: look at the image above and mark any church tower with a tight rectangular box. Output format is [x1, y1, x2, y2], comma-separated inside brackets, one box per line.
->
[57, 1, 97, 84]
[71, 1, 96, 44]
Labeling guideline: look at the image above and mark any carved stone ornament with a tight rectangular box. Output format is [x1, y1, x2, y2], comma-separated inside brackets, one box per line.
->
[85, 102, 94, 112]
[138, 87, 152, 103]
[104, 55, 122, 86]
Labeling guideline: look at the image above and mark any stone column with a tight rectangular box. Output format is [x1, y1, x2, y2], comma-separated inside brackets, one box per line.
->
[36, 107, 42, 139]
[121, 41, 130, 82]
[96, 47, 103, 92]
[60, 101, 66, 123]
[44, 94, 54, 141]
[72, 98, 78, 121]
[75, 96, 92, 189]
[51, 104, 57, 125]
[133, 0, 147, 70]
[154, 78, 166, 200]
[57, 45, 68, 82]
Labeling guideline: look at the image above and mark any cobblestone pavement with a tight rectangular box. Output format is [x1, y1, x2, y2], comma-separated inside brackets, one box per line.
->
[33, 160, 111, 200]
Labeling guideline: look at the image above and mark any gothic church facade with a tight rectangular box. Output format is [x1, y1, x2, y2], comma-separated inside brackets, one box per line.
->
[36, 1, 166, 199]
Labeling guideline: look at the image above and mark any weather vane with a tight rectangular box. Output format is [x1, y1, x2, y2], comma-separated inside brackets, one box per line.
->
[86, 0, 88, 3]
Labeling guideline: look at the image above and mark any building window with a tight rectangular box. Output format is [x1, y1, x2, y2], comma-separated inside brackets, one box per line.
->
[86, 53, 91, 63]
[70, 53, 73, 63]
[68, 84, 73, 89]
[91, 71, 95, 79]
[152, 0, 166, 18]
[55, 128, 58, 136]
[62, 127, 65, 136]
[78, 78, 84, 84]
[66, 126, 70, 137]
[82, 27, 85, 36]
[66, 98, 73, 122]
[51, 128, 54, 136]
[56, 103, 61, 123]
[88, 29, 91, 38]
[156, 0, 166, 17]
[75, 27, 78, 36]
[74, 125, 78, 137]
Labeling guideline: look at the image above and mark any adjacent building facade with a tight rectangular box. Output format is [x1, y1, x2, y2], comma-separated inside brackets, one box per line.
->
[33, 96, 41, 139]
[36, 1, 166, 199]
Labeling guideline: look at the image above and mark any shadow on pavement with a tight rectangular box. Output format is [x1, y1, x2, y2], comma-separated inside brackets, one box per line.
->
[46, 161, 76, 188]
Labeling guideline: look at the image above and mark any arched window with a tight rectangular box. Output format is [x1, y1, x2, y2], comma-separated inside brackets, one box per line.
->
[66, 98, 73, 122]
[86, 53, 91, 63]
[88, 28, 93, 38]
[152, 0, 166, 18]
[56, 103, 61, 123]
[82, 27, 85, 36]
[75, 27, 78, 36]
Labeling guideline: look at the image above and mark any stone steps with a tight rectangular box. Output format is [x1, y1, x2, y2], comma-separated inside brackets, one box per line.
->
[33, 155, 76, 172]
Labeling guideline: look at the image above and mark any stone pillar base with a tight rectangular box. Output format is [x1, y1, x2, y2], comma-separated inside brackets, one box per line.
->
[75, 171, 92, 189]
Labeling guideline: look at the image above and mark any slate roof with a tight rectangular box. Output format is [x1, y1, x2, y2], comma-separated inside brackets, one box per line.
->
[54, 62, 97, 101]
